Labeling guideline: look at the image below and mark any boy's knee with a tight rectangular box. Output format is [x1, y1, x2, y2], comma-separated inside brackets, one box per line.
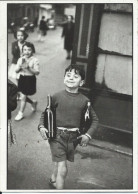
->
[59, 167, 68, 178]
[58, 163, 68, 177]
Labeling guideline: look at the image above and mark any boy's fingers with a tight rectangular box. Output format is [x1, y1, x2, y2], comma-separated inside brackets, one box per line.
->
[40, 131, 48, 140]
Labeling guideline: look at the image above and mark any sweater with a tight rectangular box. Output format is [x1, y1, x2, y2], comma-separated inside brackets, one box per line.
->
[39, 90, 99, 137]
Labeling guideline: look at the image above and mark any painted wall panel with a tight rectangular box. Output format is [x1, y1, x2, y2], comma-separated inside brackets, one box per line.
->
[98, 13, 132, 56]
[104, 4, 132, 13]
[95, 54, 132, 95]
[95, 54, 105, 84]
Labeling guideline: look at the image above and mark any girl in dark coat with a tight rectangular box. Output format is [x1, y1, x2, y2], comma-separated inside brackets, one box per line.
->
[62, 15, 75, 59]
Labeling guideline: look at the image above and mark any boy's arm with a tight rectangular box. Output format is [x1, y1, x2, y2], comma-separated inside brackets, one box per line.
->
[38, 111, 45, 129]
[38, 111, 49, 140]
[86, 107, 99, 139]
[78, 105, 99, 146]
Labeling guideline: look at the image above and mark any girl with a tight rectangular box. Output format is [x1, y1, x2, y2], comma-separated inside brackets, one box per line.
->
[8, 29, 30, 84]
[15, 42, 39, 121]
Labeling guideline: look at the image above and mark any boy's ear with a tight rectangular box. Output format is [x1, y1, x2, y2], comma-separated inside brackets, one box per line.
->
[79, 80, 85, 87]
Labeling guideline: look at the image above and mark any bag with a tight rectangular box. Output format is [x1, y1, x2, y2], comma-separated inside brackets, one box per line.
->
[80, 102, 92, 135]
[44, 95, 56, 139]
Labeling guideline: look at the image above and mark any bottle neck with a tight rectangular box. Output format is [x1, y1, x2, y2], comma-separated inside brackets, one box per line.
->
[87, 102, 91, 108]
[47, 95, 51, 109]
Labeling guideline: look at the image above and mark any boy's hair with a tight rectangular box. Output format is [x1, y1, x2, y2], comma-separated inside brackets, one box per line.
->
[65, 64, 85, 80]
[14, 29, 28, 40]
[22, 42, 35, 53]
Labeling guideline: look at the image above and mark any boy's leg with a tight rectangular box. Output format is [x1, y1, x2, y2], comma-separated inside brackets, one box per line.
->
[56, 160, 68, 189]
[50, 162, 58, 188]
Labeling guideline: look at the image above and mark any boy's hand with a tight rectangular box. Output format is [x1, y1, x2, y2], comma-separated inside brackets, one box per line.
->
[40, 127, 49, 140]
[77, 134, 90, 147]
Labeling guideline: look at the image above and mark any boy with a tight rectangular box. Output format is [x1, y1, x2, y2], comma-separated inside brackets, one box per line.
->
[38, 64, 98, 189]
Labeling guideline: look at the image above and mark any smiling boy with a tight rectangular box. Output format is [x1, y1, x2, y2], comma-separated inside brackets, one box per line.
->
[38, 64, 98, 189]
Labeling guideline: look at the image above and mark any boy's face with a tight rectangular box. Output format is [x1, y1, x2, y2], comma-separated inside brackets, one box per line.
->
[23, 46, 33, 58]
[17, 31, 24, 43]
[64, 69, 84, 90]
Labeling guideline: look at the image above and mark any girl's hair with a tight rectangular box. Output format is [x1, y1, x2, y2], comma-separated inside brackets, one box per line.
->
[65, 64, 85, 80]
[14, 29, 28, 40]
[22, 42, 35, 53]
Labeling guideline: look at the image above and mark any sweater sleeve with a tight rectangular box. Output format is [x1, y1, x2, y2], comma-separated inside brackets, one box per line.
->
[38, 111, 45, 129]
[86, 106, 99, 138]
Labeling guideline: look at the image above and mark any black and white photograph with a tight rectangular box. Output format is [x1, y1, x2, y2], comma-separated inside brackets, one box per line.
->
[0, 0, 138, 192]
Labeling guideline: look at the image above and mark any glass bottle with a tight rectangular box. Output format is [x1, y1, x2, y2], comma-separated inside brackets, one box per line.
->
[44, 94, 56, 139]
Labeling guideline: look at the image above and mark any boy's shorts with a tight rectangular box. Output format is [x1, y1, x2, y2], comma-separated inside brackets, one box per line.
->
[49, 129, 79, 162]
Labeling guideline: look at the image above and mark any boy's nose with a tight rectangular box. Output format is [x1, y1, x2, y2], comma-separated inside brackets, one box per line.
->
[69, 76, 73, 80]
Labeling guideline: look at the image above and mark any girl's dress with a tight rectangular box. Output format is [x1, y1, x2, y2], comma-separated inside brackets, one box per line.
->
[8, 41, 25, 80]
[16, 56, 39, 95]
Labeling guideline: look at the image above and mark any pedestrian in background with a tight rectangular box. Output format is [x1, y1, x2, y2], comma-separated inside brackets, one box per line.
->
[14, 42, 39, 121]
[38, 64, 98, 189]
[8, 29, 29, 84]
[61, 15, 75, 60]
[8, 79, 18, 147]
[38, 16, 48, 42]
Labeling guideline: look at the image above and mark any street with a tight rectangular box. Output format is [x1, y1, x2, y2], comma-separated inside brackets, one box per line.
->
[8, 27, 133, 190]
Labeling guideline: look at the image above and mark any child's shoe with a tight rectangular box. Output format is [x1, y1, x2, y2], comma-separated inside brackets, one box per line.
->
[49, 178, 56, 189]
[31, 100, 37, 112]
[15, 111, 24, 121]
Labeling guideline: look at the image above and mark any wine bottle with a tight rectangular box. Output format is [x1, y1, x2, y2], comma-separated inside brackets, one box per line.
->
[44, 94, 56, 139]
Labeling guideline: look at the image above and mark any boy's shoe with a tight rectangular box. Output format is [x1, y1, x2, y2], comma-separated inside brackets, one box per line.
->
[31, 100, 37, 112]
[49, 178, 56, 189]
[15, 111, 24, 121]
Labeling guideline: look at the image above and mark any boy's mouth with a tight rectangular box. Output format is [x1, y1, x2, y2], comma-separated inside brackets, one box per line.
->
[67, 81, 75, 84]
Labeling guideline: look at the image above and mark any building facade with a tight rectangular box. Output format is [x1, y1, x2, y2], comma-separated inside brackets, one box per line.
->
[72, 4, 132, 140]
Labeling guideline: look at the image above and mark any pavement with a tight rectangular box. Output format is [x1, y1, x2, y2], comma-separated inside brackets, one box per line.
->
[7, 27, 133, 190]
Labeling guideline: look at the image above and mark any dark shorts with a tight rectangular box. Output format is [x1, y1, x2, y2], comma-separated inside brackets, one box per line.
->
[18, 75, 36, 95]
[49, 130, 79, 162]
